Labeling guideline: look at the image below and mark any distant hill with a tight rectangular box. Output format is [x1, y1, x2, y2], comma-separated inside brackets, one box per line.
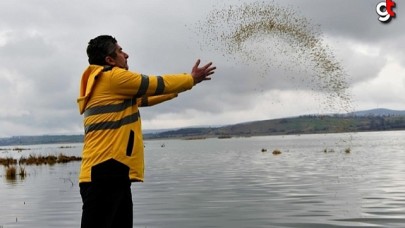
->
[144, 112, 405, 139]
[0, 135, 84, 147]
[348, 108, 405, 116]
[1, 108, 404, 146]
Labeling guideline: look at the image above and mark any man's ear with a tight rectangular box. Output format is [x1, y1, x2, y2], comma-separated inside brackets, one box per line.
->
[105, 56, 115, 66]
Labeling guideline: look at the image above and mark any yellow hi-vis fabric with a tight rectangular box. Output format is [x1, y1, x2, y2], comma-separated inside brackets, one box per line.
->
[77, 65, 194, 183]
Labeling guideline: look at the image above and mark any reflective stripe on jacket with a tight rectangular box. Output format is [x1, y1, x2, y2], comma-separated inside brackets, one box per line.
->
[77, 65, 194, 183]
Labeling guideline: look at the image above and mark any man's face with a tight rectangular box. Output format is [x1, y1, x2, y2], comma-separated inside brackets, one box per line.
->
[108, 43, 129, 70]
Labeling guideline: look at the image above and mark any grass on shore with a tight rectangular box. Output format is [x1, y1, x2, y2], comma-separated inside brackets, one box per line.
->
[0, 157, 17, 166]
[0, 147, 31, 152]
[18, 154, 82, 165]
[1, 153, 81, 180]
[0, 153, 81, 166]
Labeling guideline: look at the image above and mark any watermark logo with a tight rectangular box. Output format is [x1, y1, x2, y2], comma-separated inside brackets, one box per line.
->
[376, 0, 396, 23]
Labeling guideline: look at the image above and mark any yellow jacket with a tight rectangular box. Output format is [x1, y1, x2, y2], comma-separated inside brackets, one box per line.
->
[77, 65, 194, 183]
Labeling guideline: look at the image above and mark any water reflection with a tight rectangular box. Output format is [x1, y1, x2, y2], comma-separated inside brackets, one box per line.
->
[0, 132, 404, 227]
[5, 175, 26, 184]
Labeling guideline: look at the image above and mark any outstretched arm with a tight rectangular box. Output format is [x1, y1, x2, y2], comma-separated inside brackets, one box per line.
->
[110, 59, 216, 99]
[137, 93, 178, 107]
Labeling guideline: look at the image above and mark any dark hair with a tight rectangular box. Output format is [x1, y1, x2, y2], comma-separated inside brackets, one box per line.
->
[86, 35, 117, 65]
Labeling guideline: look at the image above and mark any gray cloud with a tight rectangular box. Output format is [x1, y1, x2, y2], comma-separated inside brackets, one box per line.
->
[0, 0, 404, 137]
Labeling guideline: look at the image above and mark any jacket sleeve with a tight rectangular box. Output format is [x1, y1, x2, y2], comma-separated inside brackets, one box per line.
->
[137, 94, 178, 107]
[110, 68, 194, 98]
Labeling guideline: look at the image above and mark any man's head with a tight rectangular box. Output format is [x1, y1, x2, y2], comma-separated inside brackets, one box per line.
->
[86, 35, 129, 70]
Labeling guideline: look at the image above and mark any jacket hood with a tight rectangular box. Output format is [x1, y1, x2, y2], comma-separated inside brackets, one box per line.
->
[77, 65, 105, 114]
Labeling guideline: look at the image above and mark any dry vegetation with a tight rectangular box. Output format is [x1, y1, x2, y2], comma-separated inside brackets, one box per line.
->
[0, 153, 81, 166]
[1, 153, 81, 180]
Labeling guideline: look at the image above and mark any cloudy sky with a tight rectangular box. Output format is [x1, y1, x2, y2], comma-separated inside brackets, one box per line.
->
[0, 0, 404, 137]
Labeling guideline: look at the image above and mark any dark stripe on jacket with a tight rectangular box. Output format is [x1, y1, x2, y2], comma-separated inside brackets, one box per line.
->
[135, 74, 149, 97]
[84, 99, 134, 118]
[84, 112, 140, 134]
[140, 96, 148, 106]
[155, 76, 165, 95]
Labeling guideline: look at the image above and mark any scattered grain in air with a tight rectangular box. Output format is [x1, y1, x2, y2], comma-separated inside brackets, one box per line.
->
[194, 1, 353, 115]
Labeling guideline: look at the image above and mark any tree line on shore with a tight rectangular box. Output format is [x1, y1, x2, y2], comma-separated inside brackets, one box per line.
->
[1, 114, 404, 146]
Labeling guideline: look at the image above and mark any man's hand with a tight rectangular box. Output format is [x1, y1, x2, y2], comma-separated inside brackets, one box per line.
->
[191, 59, 216, 85]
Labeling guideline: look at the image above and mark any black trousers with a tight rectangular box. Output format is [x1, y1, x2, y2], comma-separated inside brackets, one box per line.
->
[80, 182, 133, 228]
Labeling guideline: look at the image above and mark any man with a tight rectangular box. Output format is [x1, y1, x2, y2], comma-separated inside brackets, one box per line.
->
[77, 35, 216, 228]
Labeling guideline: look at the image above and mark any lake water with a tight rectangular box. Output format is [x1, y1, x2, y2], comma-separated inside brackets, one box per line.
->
[0, 131, 404, 228]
